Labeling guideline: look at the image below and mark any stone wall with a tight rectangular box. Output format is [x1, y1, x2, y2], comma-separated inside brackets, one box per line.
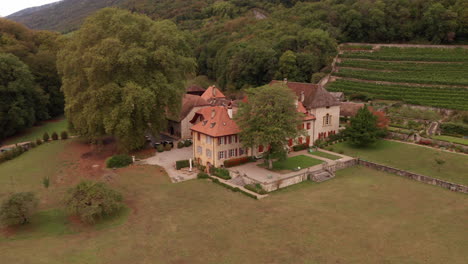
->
[358, 160, 468, 194]
[387, 132, 468, 152]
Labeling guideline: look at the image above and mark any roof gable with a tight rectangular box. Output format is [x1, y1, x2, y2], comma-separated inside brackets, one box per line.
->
[190, 106, 240, 137]
[201, 86, 226, 101]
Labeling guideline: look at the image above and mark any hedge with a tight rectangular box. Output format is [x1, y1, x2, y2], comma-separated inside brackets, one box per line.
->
[211, 167, 231, 180]
[244, 184, 268, 195]
[176, 160, 190, 170]
[197, 172, 209, 179]
[0, 146, 26, 164]
[177, 141, 185, 148]
[208, 176, 257, 199]
[292, 143, 308, 151]
[223, 156, 252, 168]
[106, 155, 133, 168]
[184, 140, 192, 147]
[440, 123, 468, 137]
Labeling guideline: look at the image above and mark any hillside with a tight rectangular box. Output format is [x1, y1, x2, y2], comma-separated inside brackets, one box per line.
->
[326, 45, 468, 110]
[7, 0, 126, 32]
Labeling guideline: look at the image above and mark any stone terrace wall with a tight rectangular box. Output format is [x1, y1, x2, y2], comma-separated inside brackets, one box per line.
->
[358, 160, 468, 194]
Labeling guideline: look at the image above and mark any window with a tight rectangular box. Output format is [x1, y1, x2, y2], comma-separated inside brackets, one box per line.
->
[218, 137, 225, 145]
[197, 132, 201, 141]
[258, 145, 264, 152]
[323, 114, 332, 126]
[239, 148, 244, 156]
[218, 151, 225, 160]
[228, 136, 232, 144]
[229, 149, 236, 157]
[197, 146, 202, 154]
[306, 123, 311, 130]
[206, 149, 212, 158]
[206, 135, 212, 144]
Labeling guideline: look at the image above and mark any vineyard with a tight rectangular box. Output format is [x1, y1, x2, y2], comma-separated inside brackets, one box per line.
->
[328, 46, 468, 110]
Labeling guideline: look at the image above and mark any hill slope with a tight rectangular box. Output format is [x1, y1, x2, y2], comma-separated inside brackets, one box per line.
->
[7, 0, 125, 32]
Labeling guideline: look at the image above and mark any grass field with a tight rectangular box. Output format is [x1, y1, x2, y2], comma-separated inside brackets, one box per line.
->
[271, 155, 323, 171]
[432, 135, 468, 146]
[2, 118, 69, 145]
[1, 153, 467, 263]
[328, 47, 468, 110]
[326, 140, 468, 185]
[309, 150, 341, 160]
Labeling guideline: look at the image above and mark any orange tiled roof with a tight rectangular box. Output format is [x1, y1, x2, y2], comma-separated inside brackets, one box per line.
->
[297, 101, 316, 121]
[190, 106, 240, 137]
[201, 85, 226, 101]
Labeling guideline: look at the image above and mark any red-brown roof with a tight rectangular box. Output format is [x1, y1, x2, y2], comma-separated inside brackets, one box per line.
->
[190, 106, 240, 137]
[297, 101, 316, 121]
[186, 85, 206, 92]
[269, 80, 340, 108]
[201, 86, 226, 101]
[170, 94, 209, 121]
[340, 102, 365, 117]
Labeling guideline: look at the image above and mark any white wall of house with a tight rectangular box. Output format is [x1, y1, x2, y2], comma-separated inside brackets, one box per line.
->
[310, 105, 340, 141]
[180, 106, 205, 139]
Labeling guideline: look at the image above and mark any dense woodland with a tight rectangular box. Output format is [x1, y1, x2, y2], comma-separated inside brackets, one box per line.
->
[1, 0, 467, 142]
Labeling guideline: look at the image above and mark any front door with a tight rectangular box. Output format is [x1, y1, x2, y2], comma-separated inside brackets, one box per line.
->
[306, 136, 310, 146]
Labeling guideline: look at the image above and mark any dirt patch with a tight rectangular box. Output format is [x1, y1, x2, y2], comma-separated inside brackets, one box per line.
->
[0, 226, 17, 238]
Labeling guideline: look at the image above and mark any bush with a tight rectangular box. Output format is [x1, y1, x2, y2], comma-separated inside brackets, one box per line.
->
[311, 72, 327, 84]
[212, 167, 231, 180]
[61, 131, 68, 140]
[29, 142, 37, 148]
[0, 146, 26, 164]
[224, 156, 251, 168]
[106, 154, 133, 168]
[0, 192, 38, 226]
[244, 184, 268, 195]
[184, 140, 192, 147]
[176, 160, 190, 170]
[292, 143, 308, 151]
[64, 180, 123, 224]
[418, 139, 432, 145]
[338, 150, 344, 154]
[208, 176, 258, 199]
[156, 144, 164, 152]
[36, 138, 43, 145]
[43, 132, 50, 142]
[51, 132, 59, 140]
[177, 141, 185, 149]
[164, 144, 172, 151]
[197, 172, 209, 179]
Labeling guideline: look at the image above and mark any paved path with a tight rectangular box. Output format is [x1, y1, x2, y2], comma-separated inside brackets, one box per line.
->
[141, 147, 197, 183]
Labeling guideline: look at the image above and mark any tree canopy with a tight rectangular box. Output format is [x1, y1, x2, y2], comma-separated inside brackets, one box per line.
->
[57, 8, 196, 151]
[235, 83, 303, 169]
[0, 53, 48, 140]
[345, 106, 384, 147]
[0, 192, 38, 226]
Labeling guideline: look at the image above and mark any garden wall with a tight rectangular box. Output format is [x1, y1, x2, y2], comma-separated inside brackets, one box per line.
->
[358, 160, 468, 194]
[387, 132, 468, 153]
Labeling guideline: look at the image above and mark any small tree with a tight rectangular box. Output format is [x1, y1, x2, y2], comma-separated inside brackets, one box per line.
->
[51, 132, 59, 140]
[36, 138, 43, 145]
[42, 177, 50, 189]
[60, 131, 68, 140]
[0, 192, 38, 226]
[65, 180, 123, 224]
[43, 132, 50, 142]
[345, 106, 383, 146]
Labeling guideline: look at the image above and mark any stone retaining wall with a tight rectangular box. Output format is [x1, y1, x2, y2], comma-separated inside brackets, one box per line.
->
[358, 160, 468, 194]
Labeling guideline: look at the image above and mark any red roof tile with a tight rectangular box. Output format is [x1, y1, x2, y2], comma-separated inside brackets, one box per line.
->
[190, 106, 240, 137]
[201, 86, 226, 101]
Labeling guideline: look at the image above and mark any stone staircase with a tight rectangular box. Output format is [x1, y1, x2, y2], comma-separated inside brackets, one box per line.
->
[229, 175, 246, 187]
[310, 169, 335, 182]
[427, 121, 439, 136]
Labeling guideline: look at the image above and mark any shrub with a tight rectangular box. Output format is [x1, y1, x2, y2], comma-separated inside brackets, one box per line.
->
[106, 154, 133, 168]
[292, 143, 308, 151]
[338, 150, 344, 154]
[29, 142, 37, 148]
[51, 132, 59, 140]
[184, 140, 192, 147]
[208, 176, 258, 199]
[164, 144, 172, 151]
[61, 131, 68, 140]
[0, 192, 38, 226]
[197, 164, 206, 172]
[36, 138, 43, 145]
[418, 139, 432, 145]
[64, 181, 123, 224]
[212, 167, 231, 180]
[224, 156, 251, 168]
[42, 177, 50, 189]
[440, 122, 468, 137]
[197, 172, 209, 179]
[0, 147, 26, 164]
[244, 184, 268, 195]
[156, 144, 164, 152]
[43, 132, 50, 142]
[177, 141, 185, 149]
[176, 160, 190, 170]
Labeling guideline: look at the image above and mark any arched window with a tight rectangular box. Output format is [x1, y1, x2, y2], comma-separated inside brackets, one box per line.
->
[323, 114, 332, 126]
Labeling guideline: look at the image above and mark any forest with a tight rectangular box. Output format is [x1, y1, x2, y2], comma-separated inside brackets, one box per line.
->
[1, 0, 467, 141]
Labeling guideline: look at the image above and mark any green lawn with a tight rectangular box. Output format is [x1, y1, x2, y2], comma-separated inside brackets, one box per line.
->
[309, 150, 342, 160]
[432, 135, 468, 146]
[1, 162, 467, 264]
[271, 155, 323, 171]
[327, 140, 468, 185]
[3, 117, 69, 145]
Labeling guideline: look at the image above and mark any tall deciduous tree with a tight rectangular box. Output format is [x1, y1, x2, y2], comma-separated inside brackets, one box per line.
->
[345, 106, 383, 147]
[0, 53, 48, 140]
[57, 8, 196, 151]
[275, 50, 299, 81]
[235, 84, 303, 169]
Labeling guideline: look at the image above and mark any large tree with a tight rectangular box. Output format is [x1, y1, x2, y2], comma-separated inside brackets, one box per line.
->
[0, 53, 48, 140]
[235, 83, 303, 169]
[345, 106, 383, 147]
[57, 8, 196, 151]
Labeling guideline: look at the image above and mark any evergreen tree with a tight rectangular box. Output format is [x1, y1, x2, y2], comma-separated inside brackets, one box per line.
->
[345, 106, 383, 147]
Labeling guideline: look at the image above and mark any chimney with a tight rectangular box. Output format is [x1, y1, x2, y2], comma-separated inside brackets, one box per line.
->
[283, 78, 288, 84]
[227, 105, 233, 119]
[300, 91, 305, 102]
